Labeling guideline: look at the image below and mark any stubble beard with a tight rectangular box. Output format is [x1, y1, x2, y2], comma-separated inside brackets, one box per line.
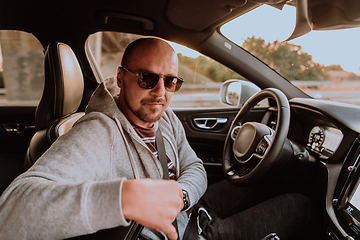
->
[124, 93, 165, 124]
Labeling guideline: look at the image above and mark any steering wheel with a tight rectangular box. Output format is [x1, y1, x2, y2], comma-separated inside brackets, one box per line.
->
[222, 88, 290, 186]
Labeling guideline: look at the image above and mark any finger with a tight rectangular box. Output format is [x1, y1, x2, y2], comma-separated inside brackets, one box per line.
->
[162, 222, 178, 240]
[167, 230, 178, 240]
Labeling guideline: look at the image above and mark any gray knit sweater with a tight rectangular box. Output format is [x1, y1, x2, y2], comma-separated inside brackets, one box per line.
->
[0, 79, 207, 239]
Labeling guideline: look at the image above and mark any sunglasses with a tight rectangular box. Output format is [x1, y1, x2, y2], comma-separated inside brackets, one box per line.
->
[119, 66, 184, 92]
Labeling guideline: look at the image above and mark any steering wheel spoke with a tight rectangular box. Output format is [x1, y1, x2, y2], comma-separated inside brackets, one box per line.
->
[254, 135, 271, 156]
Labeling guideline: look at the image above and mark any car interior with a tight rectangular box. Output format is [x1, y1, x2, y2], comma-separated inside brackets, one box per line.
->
[1, 0, 360, 239]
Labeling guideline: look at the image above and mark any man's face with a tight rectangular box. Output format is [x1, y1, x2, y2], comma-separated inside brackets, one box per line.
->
[117, 41, 178, 128]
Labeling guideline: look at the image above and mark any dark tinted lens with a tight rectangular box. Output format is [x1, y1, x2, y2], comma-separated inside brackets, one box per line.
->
[139, 72, 183, 92]
[139, 72, 159, 89]
[164, 76, 183, 92]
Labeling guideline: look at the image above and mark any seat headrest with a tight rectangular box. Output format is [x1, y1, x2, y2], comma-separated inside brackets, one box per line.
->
[35, 42, 84, 131]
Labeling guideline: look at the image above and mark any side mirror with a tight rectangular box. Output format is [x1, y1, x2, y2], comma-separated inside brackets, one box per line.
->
[220, 79, 260, 107]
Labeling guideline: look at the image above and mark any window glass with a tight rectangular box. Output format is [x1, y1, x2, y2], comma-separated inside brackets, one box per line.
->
[221, 4, 360, 105]
[86, 32, 247, 109]
[0, 30, 44, 106]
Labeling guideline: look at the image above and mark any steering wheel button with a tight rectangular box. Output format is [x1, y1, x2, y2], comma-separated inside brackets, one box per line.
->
[256, 139, 268, 155]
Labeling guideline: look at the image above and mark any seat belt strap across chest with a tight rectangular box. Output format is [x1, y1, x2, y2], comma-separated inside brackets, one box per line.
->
[155, 128, 170, 180]
[155, 128, 180, 240]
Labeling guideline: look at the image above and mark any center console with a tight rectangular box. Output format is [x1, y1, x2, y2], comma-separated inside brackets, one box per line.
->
[331, 138, 360, 239]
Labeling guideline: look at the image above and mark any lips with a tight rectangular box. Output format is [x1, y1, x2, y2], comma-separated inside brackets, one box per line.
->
[141, 98, 166, 106]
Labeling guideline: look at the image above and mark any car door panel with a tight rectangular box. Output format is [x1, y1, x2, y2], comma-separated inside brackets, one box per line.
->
[0, 106, 36, 193]
[174, 107, 268, 184]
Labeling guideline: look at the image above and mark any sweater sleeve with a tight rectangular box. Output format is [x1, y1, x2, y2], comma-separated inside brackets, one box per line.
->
[164, 109, 208, 209]
[0, 112, 130, 239]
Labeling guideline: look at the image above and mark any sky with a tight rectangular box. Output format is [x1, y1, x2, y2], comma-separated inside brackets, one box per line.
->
[171, 4, 360, 75]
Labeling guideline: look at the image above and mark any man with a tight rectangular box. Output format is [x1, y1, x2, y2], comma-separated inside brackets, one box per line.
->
[0, 37, 207, 239]
[0, 36, 319, 240]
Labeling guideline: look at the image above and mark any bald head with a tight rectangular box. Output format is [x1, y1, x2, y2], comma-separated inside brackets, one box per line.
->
[121, 37, 178, 69]
[116, 36, 179, 128]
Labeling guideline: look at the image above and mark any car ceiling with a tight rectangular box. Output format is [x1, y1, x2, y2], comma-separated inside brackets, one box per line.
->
[0, 0, 291, 49]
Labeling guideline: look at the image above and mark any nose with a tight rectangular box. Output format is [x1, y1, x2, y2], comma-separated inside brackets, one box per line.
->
[150, 77, 166, 97]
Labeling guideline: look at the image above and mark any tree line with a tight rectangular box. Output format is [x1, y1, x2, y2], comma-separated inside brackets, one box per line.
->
[178, 36, 359, 83]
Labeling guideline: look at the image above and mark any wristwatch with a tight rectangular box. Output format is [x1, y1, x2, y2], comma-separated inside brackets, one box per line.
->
[182, 189, 190, 211]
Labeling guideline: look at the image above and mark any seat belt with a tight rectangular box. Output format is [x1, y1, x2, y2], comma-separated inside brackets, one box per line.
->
[155, 128, 170, 180]
[155, 128, 180, 240]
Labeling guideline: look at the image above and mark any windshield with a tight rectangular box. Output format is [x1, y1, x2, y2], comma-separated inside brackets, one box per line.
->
[221, 4, 360, 105]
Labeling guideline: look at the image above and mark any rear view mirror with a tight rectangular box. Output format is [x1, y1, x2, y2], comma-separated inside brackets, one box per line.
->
[220, 80, 260, 107]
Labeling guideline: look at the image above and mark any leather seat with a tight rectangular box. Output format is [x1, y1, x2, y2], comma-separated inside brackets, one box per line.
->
[24, 42, 85, 170]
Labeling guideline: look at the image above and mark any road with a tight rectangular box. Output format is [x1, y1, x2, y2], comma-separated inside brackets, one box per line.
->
[170, 81, 360, 108]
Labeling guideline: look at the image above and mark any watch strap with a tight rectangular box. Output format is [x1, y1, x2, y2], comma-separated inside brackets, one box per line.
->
[182, 189, 190, 211]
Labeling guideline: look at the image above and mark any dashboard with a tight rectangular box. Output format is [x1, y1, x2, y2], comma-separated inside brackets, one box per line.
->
[286, 98, 360, 240]
[190, 96, 360, 240]
[263, 102, 345, 161]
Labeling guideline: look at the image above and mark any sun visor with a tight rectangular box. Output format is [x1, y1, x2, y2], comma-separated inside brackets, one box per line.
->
[166, 0, 247, 31]
[248, 0, 287, 10]
[287, 0, 360, 41]
[309, 0, 360, 30]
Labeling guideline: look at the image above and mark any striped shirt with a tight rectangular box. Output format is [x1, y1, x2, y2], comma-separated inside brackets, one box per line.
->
[133, 124, 176, 180]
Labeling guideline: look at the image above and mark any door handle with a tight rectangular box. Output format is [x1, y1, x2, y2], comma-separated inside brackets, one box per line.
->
[2, 123, 34, 134]
[193, 118, 228, 130]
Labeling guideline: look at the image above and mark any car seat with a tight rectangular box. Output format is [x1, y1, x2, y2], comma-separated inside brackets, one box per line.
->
[23, 42, 85, 170]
